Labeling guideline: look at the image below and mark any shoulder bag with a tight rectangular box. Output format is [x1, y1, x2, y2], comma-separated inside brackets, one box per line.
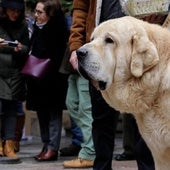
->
[21, 54, 51, 79]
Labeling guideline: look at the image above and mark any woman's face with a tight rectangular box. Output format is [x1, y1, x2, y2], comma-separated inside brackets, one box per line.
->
[35, 2, 49, 24]
[6, 8, 21, 21]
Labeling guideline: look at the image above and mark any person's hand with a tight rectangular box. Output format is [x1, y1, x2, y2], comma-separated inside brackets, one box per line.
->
[69, 50, 78, 70]
[0, 37, 4, 43]
[14, 41, 22, 52]
[0, 38, 7, 47]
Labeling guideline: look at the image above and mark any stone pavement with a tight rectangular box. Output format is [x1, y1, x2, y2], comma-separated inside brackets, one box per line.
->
[0, 131, 138, 170]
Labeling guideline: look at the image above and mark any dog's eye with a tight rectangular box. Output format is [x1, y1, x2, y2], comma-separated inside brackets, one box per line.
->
[105, 37, 113, 44]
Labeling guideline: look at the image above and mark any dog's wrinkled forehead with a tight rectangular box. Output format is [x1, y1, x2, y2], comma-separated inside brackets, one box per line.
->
[91, 17, 141, 41]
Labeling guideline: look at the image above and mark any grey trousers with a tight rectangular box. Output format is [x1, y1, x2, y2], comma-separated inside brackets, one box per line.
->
[36, 109, 62, 152]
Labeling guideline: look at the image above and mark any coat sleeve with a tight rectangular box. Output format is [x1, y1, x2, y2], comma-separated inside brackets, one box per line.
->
[69, 0, 90, 52]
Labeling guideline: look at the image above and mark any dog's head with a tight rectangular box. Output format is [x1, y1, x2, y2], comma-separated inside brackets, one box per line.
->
[77, 16, 159, 90]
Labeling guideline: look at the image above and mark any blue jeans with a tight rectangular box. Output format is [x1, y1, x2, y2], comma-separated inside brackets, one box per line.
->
[70, 117, 83, 146]
[0, 99, 18, 140]
[66, 74, 95, 160]
[17, 101, 25, 116]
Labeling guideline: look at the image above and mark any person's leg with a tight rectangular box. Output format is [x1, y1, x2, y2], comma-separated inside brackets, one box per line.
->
[14, 101, 25, 152]
[90, 85, 120, 170]
[60, 117, 82, 156]
[34, 109, 49, 160]
[2, 99, 18, 158]
[39, 109, 62, 161]
[48, 109, 62, 152]
[115, 114, 137, 161]
[70, 117, 83, 147]
[2, 100, 18, 140]
[63, 74, 95, 168]
[36, 110, 50, 149]
[35, 109, 60, 161]
[76, 77, 95, 160]
[123, 114, 137, 155]
[135, 137, 155, 170]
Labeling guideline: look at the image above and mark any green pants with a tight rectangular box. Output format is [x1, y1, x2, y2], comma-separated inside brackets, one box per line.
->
[66, 74, 95, 160]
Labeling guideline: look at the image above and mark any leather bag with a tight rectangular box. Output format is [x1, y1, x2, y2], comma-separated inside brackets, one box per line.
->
[21, 55, 51, 79]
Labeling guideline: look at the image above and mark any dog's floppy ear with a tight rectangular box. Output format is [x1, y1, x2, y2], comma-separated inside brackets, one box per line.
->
[130, 34, 159, 77]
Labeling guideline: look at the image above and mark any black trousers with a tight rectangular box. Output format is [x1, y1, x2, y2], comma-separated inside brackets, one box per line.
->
[135, 137, 155, 170]
[90, 85, 120, 170]
[122, 114, 139, 155]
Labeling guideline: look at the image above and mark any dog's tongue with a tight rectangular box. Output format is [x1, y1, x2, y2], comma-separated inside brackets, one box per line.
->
[99, 81, 106, 90]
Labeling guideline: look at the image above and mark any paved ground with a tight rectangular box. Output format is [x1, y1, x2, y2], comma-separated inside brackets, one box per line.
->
[0, 131, 138, 170]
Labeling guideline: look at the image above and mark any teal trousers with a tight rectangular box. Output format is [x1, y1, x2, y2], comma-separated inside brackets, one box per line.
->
[66, 74, 95, 160]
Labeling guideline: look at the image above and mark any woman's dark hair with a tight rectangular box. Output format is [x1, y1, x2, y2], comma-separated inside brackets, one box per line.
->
[37, 0, 61, 17]
[0, 5, 25, 24]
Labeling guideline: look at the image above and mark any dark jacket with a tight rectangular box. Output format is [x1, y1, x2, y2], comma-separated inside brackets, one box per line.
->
[0, 19, 30, 101]
[26, 8, 68, 111]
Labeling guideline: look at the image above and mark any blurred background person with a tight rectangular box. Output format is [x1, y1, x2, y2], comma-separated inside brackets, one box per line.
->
[25, 0, 68, 162]
[59, 4, 83, 157]
[0, 0, 30, 158]
[67, 1, 122, 169]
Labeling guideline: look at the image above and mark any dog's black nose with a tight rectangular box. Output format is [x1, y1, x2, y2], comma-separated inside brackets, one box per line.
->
[76, 48, 88, 61]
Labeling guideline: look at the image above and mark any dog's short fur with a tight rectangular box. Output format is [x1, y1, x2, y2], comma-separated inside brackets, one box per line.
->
[77, 16, 170, 170]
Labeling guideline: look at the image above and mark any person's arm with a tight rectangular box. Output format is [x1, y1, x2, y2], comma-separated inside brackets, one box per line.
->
[69, 0, 90, 53]
[68, 0, 90, 70]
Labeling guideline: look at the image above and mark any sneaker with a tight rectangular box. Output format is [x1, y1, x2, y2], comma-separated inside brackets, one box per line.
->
[63, 158, 94, 168]
[60, 143, 81, 156]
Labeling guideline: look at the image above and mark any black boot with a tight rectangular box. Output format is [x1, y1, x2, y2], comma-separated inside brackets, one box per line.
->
[60, 143, 81, 156]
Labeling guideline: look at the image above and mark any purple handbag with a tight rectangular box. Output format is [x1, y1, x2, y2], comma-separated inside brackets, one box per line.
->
[21, 55, 51, 79]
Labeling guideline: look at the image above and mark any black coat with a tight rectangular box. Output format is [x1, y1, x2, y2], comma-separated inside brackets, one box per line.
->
[26, 9, 68, 111]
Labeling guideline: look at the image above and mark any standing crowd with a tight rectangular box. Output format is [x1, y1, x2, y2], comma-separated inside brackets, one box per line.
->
[0, 0, 169, 170]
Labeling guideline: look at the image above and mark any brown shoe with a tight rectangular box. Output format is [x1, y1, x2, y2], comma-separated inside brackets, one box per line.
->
[63, 158, 94, 168]
[36, 149, 58, 161]
[4, 140, 19, 158]
[13, 141, 20, 153]
[34, 147, 47, 160]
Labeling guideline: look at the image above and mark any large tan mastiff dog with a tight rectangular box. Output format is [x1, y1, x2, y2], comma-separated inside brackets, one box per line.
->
[76, 16, 170, 170]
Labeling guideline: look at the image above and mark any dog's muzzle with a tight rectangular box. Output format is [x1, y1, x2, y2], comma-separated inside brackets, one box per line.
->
[76, 48, 90, 80]
[76, 48, 107, 90]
